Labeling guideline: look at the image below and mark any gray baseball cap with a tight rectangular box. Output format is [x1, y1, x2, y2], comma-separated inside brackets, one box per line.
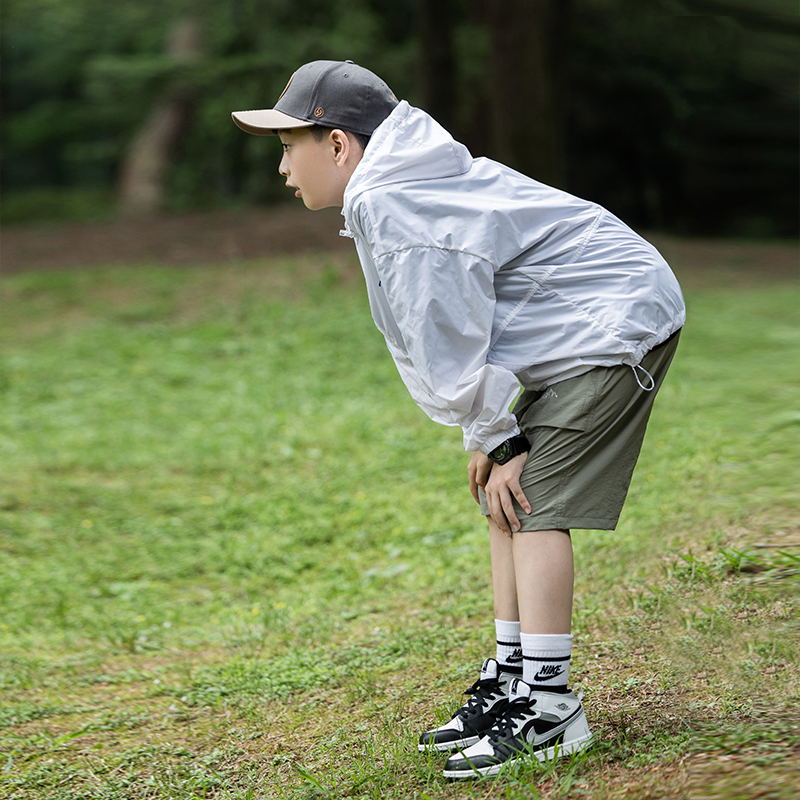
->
[231, 60, 398, 137]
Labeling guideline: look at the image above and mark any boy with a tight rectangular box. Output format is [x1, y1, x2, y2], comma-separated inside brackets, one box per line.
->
[232, 60, 684, 779]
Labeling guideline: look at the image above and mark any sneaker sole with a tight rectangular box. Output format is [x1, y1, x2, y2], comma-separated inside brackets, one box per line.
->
[417, 734, 480, 753]
[442, 732, 593, 779]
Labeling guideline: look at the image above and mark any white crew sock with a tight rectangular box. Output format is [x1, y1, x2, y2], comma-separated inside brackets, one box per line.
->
[494, 619, 522, 669]
[520, 632, 572, 691]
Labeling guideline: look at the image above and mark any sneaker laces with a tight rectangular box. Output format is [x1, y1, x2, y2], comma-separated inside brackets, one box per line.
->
[486, 695, 538, 743]
[458, 676, 504, 720]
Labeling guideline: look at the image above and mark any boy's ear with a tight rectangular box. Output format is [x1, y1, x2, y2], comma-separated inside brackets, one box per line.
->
[328, 128, 349, 162]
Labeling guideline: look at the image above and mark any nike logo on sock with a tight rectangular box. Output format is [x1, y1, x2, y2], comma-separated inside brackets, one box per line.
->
[533, 664, 564, 682]
[507, 648, 523, 663]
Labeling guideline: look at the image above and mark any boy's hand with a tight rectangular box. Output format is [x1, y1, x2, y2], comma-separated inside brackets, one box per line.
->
[468, 451, 493, 504]
[471, 452, 531, 536]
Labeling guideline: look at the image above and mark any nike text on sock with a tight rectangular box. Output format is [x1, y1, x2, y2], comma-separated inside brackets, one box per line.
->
[520, 632, 572, 688]
[495, 619, 522, 667]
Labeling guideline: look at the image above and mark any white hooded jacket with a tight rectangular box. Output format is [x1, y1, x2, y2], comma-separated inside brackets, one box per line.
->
[341, 101, 686, 454]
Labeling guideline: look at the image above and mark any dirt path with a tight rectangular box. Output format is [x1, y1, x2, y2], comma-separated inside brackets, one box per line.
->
[1, 205, 797, 289]
[0, 206, 353, 274]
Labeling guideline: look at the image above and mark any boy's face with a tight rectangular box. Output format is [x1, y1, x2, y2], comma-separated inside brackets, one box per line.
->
[277, 128, 360, 210]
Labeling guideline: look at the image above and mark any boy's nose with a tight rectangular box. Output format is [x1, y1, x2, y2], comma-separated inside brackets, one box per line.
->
[279, 156, 289, 177]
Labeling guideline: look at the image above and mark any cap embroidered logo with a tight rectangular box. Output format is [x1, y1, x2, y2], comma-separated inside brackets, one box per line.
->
[314, 107, 325, 118]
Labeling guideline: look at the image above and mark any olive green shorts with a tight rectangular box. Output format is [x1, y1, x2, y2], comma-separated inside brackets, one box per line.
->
[479, 331, 681, 531]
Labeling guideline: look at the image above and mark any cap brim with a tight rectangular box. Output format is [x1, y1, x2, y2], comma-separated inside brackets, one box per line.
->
[231, 109, 314, 135]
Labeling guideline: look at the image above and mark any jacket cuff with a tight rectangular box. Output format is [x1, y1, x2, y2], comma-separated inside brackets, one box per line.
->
[474, 425, 522, 455]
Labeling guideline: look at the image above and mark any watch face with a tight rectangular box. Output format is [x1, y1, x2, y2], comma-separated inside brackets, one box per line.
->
[490, 443, 510, 463]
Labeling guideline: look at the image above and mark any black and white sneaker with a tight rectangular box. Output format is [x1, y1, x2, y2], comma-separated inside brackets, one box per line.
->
[442, 678, 593, 779]
[418, 659, 520, 752]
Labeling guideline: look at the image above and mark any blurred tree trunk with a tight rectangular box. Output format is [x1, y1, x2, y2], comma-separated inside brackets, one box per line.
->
[486, 0, 571, 186]
[415, 0, 458, 136]
[117, 17, 203, 216]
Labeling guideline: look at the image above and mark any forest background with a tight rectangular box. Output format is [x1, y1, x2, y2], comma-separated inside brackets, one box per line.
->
[1, 0, 798, 239]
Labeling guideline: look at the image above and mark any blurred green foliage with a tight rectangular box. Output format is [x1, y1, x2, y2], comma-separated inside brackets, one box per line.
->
[0, 0, 797, 235]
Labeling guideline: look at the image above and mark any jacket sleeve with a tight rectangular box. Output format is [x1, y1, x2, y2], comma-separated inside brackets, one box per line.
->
[374, 246, 521, 453]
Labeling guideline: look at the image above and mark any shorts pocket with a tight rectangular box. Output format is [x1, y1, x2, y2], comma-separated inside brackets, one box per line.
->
[514, 370, 601, 434]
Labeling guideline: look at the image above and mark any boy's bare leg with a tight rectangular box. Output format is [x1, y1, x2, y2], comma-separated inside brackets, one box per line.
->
[488, 519, 573, 634]
[489, 520, 519, 621]
[513, 527, 573, 634]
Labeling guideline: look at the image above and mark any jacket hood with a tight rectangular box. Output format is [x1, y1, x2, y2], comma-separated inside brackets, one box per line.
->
[343, 101, 472, 210]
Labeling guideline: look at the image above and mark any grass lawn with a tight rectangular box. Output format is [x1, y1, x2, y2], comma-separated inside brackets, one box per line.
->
[0, 240, 798, 799]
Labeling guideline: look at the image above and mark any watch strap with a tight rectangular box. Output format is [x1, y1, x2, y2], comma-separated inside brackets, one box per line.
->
[487, 434, 531, 465]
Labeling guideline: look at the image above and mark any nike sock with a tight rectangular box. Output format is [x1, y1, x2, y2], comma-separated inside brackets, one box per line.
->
[495, 619, 522, 670]
[520, 632, 572, 692]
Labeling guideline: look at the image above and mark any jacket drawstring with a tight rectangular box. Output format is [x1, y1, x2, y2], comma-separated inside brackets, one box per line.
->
[632, 364, 655, 391]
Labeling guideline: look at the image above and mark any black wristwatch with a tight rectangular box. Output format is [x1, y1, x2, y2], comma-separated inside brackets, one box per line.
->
[486, 434, 531, 465]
